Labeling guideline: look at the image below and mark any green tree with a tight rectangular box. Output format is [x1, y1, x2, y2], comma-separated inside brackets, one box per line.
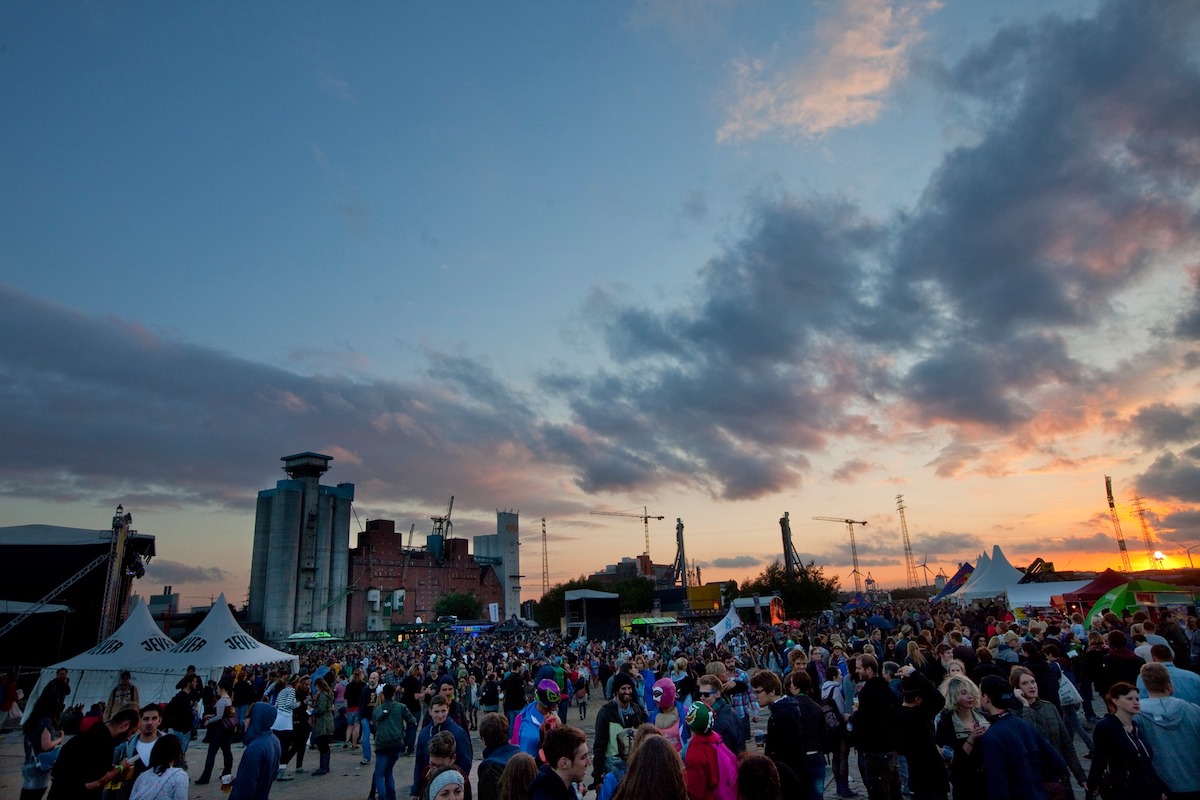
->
[433, 591, 484, 620]
[739, 559, 839, 618]
[612, 576, 655, 614]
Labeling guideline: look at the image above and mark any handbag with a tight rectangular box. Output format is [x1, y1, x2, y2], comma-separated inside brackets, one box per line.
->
[1041, 778, 1071, 800]
[35, 747, 59, 773]
[1058, 674, 1083, 706]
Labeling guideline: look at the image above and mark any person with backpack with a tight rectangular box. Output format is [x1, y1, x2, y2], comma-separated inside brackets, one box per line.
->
[514, 680, 562, 758]
[682, 703, 737, 800]
[818, 673, 854, 798]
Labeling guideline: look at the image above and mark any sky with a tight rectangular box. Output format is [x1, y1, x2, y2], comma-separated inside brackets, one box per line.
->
[2, 1, 1200, 610]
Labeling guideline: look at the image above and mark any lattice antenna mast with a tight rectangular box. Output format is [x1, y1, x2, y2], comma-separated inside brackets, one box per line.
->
[896, 495, 919, 589]
[1132, 495, 1158, 570]
[1105, 475, 1132, 572]
[813, 516, 868, 594]
[541, 517, 549, 597]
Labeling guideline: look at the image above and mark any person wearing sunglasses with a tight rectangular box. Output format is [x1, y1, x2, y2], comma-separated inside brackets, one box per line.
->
[696, 675, 743, 756]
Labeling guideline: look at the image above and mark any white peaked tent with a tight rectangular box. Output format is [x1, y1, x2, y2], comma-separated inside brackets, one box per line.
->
[133, 594, 299, 694]
[22, 597, 176, 722]
[956, 545, 1024, 602]
[956, 552, 991, 596]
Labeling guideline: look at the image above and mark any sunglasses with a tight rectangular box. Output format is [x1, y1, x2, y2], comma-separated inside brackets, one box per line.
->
[698, 691, 717, 698]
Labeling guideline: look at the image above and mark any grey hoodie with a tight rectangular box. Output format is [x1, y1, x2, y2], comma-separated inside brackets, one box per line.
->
[1137, 696, 1200, 793]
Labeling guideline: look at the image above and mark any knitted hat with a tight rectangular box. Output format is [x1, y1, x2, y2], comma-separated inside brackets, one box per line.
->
[536, 679, 561, 707]
[686, 702, 713, 735]
[611, 673, 635, 695]
[652, 678, 676, 711]
[426, 767, 464, 799]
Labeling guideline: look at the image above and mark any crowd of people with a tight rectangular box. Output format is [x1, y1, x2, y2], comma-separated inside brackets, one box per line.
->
[15, 598, 1200, 800]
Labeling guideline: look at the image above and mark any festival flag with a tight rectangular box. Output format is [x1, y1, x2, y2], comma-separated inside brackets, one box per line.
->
[712, 606, 741, 645]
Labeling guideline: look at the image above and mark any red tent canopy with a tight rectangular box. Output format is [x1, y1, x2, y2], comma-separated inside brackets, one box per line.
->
[1062, 568, 1131, 606]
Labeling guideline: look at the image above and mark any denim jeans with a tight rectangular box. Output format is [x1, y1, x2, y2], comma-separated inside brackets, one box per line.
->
[804, 751, 826, 800]
[372, 748, 401, 800]
[360, 717, 372, 762]
[1060, 703, 1094, 751]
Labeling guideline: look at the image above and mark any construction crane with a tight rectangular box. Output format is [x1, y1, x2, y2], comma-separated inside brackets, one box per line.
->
[670, 518, 689, 588]
[1132, 495, 1158, 570]
[814, 516, 868, 594]
[1104, 476, 1132, 572]
[779, 512, 804, 579]
[399, 523, 416, 594]
[541, 517, 550, 597]
[896, 495, 919, 589]
[431, 495, 455, 539]
[589, 506, 664, 557]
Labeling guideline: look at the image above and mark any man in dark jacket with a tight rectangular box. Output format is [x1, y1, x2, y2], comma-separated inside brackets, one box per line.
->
[895, 667, 949, 800]
[230, 703, 282, 800]
[850, 654, 902, 800]
[752, 671, 821, 800]
[590, 673, 646, 790]
[410, 694, 472, 800]
[48, 707, 139, 800]
[475, 713, 520, 800]
[529, 726, 590, 800]
[977, 676, 1066, 800]
[697, 674, 744, 755]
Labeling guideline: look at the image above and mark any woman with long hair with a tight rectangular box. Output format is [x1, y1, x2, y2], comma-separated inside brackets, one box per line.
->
[344, 668, 365, 750]
[496, 752, 537, 800]
[933, 675, 988, 799]
[130, 735, 188, 800]
[1008, 666, 1084, 788]
[611, 734, 686, 800]
[310, 677, 335, 775]
[19, 694, 64, 800]
[196, 679, 234, 785]
[1086, 682, 1165, 800]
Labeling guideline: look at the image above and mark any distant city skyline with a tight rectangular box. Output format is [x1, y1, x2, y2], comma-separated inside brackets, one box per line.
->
[2, 1, 1198, 608]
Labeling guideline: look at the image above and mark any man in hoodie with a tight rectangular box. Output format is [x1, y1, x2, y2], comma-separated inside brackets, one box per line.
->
[1137, 644, 1200, 706]
[229, 702, 281, 800]
[515, 680, 561, 758]
[410, 694, 471, 800]
[529, 726, 590, 800]
[1135, 663, 1200, 799]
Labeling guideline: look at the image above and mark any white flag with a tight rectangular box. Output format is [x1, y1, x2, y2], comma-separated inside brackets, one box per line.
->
[712, 606, 741, 645]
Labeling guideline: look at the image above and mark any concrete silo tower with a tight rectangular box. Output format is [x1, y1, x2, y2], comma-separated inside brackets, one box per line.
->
[248, 452, 354, 641]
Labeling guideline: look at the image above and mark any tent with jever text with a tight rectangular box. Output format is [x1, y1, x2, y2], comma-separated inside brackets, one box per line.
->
[21, 597, 176, 722]
[131, 594, 299, 698]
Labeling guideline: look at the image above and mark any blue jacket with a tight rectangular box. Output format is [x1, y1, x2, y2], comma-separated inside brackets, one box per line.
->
[979, 712, 1066, 800]
[516, 700, 550, 757]
[410, 719, 472, 796]
[229, 703, 281, 800]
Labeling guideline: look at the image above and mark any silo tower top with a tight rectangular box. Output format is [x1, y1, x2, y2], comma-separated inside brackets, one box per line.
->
[281, 452, 333, 480]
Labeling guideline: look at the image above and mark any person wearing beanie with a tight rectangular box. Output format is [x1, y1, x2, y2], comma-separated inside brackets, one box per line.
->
[515, 680, 561, 759]
[976, 675, 1067, 800]
[683, 703, 736, 800]
[590, 673, 646, 791]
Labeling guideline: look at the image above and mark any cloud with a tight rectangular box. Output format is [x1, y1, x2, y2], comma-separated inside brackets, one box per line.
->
[707, 555, 764, 569]
[718, 0, 939, 141]
[831, 459, 874, 483]
[144, 560, 230, 584]
[1137, 451, 1200, 503]
[1129, 403, 1200, 447]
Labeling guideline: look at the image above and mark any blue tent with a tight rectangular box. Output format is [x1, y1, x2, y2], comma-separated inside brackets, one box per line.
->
[931, 562, 974, 602]
[842, 593, 870, 610]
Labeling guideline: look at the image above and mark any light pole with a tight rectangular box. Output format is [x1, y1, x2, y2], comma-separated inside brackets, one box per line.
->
[1166, 539, 1199, 569]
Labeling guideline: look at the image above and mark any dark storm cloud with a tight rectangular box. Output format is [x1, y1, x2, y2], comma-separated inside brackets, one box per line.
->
[1137, 451, 1200, 503]
[1047, 532, 1121, 553]
[0, 286, 561, 514]
[543, 2, 1200, 498]
[144, 560, 229, 584]
[1130, 403, 1200, 447]
[1158, 510, 1200, 538]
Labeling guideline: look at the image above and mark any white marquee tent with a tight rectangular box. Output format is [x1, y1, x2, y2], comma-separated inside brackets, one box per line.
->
[955, 546, 1024, 603]
[132, 594, 299, 691]
[955, 552, 991, 597]
[22, 597, 176, 722]
[1005, 580, 1092, 612]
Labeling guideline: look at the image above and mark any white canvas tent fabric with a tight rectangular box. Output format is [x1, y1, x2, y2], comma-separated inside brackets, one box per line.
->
[957, 552, 990, 595]
[957, 546, 1024, 602]
[133, 594, 299, 688]
[22, 597, 176, 722]
[1005, 580, 1091, 611]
